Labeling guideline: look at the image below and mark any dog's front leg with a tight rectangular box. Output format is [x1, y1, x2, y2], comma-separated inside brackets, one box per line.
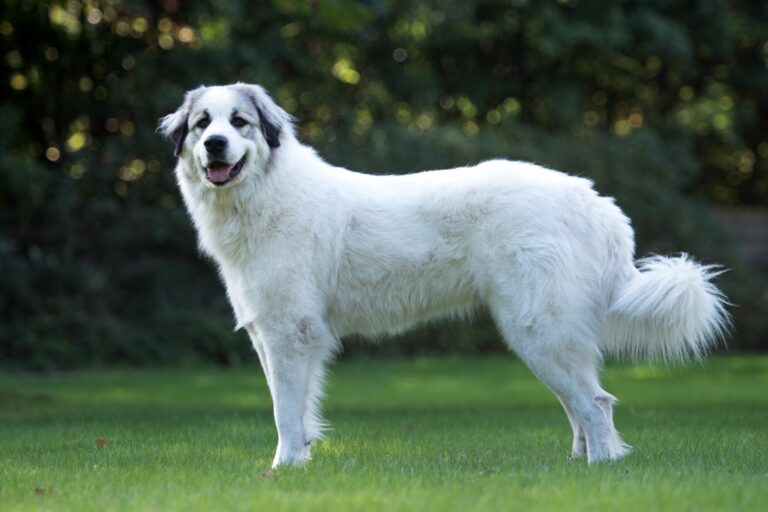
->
[245, 326, 272, 390]
[261, 327, 313, 468]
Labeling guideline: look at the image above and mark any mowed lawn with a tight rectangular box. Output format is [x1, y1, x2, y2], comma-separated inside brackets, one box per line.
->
[1, 356, 767, 511]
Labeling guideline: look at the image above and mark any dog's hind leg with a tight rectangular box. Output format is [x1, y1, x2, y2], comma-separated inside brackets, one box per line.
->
[557, 395, 586, 458]
[521, 341, 625, 463]
[526, 343, 629, 463]
[593, 390, 631, 459]
[492, 309, 628, 464]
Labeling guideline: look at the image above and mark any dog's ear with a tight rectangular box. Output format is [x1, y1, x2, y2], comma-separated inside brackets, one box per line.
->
[158, 87, 204, 156]
[256, 106, 281, 148]
[235, 83, 293, 149]
[158, 107, 189, 156]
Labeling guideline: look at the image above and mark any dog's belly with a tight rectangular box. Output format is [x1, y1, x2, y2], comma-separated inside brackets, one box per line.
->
[325, 241, 481, 338]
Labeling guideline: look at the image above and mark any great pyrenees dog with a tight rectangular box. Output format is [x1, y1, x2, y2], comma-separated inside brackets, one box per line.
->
[159, 83, 728, 468]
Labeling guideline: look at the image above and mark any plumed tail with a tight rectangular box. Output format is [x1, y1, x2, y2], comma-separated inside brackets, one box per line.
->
[606, 254, 730, 362]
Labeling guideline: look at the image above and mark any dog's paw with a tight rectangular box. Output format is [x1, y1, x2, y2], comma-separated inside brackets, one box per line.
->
[610, 441, 632, 460]
[587, 444, 632, 464]
[271, 445, 312, 469]
[571, 435, 587, 458]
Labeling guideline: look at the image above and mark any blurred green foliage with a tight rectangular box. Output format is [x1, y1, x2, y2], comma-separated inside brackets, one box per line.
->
[1, 0, 767, 369]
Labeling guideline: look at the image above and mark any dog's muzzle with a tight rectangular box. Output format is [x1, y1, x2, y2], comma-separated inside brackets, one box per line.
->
[205, 154, 246, 186]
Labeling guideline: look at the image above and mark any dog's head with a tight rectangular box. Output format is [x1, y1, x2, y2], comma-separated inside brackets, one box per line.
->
[158, 83, 291, 188]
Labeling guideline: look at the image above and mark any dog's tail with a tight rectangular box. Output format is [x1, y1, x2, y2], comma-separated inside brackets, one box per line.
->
[604, 254, 730, 362]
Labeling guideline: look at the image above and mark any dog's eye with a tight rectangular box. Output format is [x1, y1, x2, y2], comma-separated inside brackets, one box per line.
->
[196, 118, 210, 130]
[231, 117, 247, 128]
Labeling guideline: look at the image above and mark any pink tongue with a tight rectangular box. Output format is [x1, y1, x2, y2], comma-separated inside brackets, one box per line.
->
[206, 165, 232, 183]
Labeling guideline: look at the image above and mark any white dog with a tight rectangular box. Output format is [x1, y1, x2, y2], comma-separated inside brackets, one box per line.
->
[160, 83, 728, 468]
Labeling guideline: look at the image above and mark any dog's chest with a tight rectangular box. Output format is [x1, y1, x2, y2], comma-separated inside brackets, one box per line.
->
[191, 197, 269, 264]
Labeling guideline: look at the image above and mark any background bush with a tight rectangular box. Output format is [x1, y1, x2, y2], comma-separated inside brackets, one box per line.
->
[1, 0, 766, 369]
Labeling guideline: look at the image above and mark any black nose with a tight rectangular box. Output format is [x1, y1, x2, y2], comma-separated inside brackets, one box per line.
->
[204, 135, 227, 153]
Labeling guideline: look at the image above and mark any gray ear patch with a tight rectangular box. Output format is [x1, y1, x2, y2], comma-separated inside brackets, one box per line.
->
[158, 109, 190, 157]
[257, 106, 281, 148]
[232, 83, 292, 149]
[171, 119, 189, 156]
[158, 86, 205, 157]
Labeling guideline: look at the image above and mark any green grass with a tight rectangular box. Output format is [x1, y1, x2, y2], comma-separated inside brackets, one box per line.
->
[1, 355, 767, 511]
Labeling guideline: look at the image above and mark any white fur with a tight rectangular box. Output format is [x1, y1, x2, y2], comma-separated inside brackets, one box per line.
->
[160, 83, 729, 468]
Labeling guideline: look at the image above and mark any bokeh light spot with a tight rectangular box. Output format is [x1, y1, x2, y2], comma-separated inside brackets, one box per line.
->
[45, 146, 61, 161]
[10, 73, 28, 90]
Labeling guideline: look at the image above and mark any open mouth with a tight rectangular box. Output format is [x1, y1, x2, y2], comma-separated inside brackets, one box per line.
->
[205, 154, 246, 186]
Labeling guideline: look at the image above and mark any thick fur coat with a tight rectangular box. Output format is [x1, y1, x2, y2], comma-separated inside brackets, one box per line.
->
[160, 83, 729, 468]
